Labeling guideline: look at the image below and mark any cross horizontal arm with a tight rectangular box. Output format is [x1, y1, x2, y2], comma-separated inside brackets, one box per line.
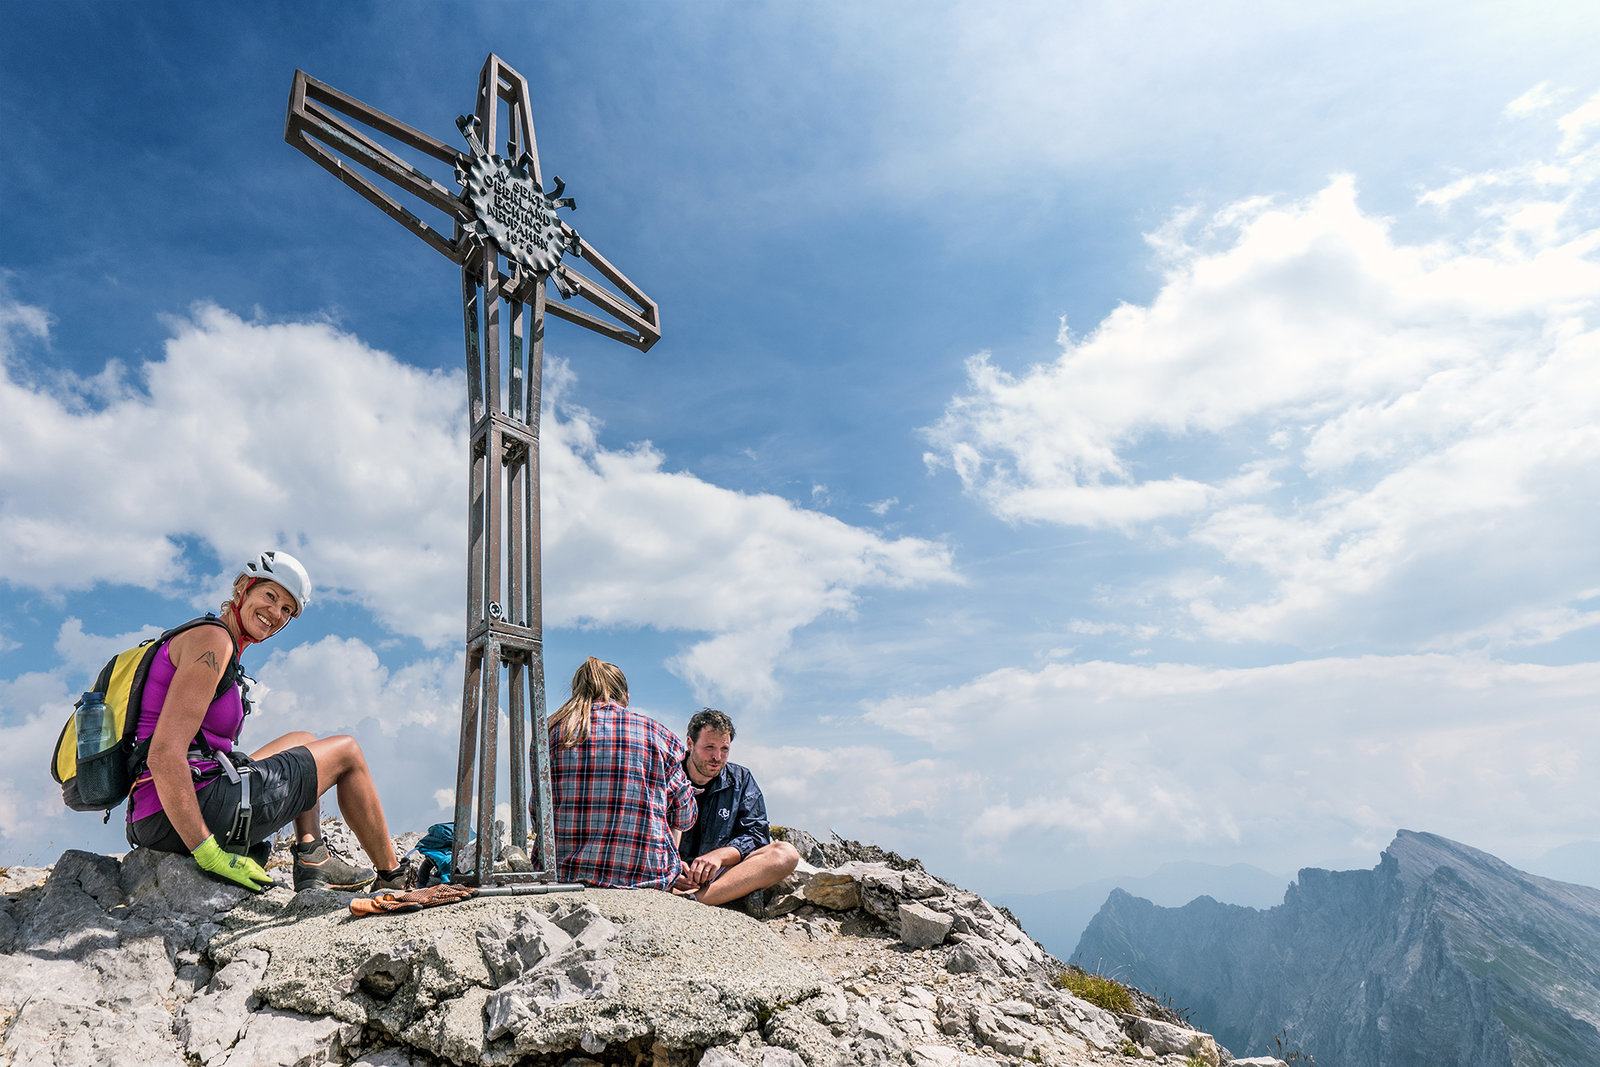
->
[300, 98, 468, 222]
[569, 236, 656, 313]
[286, 71, 470, 264]
[548, 265, 660, 352]
[287, 125, 462, 263]
[292, 69, 461, 167]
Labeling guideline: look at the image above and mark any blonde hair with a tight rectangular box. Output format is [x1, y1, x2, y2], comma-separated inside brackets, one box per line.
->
[550, 657, 628, 747]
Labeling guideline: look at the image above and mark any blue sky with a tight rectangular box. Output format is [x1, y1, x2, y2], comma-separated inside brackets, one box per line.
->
[2, 2, 1598, 900]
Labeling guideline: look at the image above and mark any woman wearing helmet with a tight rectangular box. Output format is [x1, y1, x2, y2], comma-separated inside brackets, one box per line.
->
[125, 550, 405, 894]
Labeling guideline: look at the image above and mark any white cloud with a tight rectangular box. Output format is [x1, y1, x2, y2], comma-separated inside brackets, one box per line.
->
[540, 395, 958, 706]
[854, 653, 1600, 876]
[0, 302, 957, 709]
[1506, 81, 1563, 116]
[925, 103, 1600, 650]
[251, 635, 460, 738]
[738, 741, 975, 837]
[0, 283, 50, 352]
[805, 4, 1600, 210]
[0, 303, 464, 638]
[52, 618, 165, 676]
[1557, 90, 1600, 155]
[0, 669, 79, 856]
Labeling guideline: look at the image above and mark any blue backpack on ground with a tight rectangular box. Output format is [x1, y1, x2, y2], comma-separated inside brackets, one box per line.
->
[413, 822, 472, 885]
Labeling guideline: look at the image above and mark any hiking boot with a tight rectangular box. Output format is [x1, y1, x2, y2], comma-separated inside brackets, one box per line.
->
[292, 837, 375, 892]
[740, 887, 769, 919]
[375, 865, 410, 892]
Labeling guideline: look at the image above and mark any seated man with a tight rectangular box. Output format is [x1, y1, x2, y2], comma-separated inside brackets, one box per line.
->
[673, 708, 799, 906]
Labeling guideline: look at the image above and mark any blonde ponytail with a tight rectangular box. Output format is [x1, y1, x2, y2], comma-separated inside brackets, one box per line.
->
[549, 657, 628, 746]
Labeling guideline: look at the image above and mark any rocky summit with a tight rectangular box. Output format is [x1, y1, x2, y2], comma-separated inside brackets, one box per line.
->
[1072, 830, 1600, 1067]
[0, 824, 1245, 1067]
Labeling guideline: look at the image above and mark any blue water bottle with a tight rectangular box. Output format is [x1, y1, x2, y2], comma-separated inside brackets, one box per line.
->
[75, 692, 113, 759]
[73, 691, 122, 807]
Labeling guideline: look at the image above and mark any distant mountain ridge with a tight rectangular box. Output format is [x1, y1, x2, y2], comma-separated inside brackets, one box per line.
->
[996, 860, 1290, 963]
[1072, 830, 1600, 1066]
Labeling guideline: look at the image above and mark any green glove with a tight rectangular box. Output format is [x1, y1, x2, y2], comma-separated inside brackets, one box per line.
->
[192, 835, 274, 892]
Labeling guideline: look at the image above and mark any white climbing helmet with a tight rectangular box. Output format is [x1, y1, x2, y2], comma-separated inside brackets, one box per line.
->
[238, 550, 312, 613]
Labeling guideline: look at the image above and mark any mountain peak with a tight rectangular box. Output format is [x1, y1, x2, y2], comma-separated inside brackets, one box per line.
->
[1381, 828, 1525, 891]
[1076, 829, 1600, 1066]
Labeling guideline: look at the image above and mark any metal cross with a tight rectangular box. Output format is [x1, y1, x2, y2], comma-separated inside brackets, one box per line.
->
[285, 54, 660, 886]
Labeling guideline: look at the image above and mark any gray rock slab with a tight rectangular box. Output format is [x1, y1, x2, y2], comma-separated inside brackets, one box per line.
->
[220, 1007, 361, 1067]
[801, 871, 861, 911]
[898, 902, 954, 949]
[211, 886, 822, 1059]
[1127, 1014, 1222, 1064]
[178, 948, 270, 1064]
[0, 927, 185, 1066]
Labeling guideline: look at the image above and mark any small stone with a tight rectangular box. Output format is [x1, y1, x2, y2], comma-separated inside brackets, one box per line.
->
[758, 1050, 806, 1067]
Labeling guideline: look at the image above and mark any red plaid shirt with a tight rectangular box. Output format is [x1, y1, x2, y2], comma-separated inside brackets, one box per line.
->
[548, 701, 697, 889]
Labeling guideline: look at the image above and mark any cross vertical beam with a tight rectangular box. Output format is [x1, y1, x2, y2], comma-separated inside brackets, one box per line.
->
[285, 54, 660, 887]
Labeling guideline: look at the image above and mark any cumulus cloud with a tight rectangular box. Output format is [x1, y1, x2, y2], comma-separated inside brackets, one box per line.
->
[0, 303, 463, 638]
[540, 398, 958, 706]
[0, 667, 79, 858]
[251, 635, 461, 737]
[924, 95, 1600, 650]
[0, 302, 957, 708]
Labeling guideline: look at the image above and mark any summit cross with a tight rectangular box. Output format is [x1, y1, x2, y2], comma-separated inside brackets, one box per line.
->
[285, 55, 661, 887]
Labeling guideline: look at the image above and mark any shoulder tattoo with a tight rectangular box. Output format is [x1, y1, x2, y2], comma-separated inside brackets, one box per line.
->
[196, 649, 221, 674]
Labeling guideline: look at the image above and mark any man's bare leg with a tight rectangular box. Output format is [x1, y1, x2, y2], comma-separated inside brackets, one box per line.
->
[696, 841, 800, 907]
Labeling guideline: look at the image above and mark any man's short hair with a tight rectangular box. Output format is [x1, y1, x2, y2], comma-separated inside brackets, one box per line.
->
[687, 707, 736, 743]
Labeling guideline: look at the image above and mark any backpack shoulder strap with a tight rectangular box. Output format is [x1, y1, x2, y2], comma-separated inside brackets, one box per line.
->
[124, 614, 242, 775]
[156, 615, 240, 702]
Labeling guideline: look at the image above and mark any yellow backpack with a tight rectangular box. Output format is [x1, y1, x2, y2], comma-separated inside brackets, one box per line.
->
[51, 616, 239, 815]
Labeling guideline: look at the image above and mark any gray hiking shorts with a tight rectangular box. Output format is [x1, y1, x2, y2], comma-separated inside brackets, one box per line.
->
[126, 746, 318, 854]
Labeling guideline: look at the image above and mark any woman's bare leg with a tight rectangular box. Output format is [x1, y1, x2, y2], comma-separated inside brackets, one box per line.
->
[302, 734, 397, 869]
[258, 733, 398, 870]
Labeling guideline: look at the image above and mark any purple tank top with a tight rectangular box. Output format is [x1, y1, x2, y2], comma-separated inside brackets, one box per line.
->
[127, 636, 244, 822]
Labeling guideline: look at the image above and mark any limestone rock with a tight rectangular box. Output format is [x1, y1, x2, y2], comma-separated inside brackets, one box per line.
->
[1126, 1014, 1222, 1064]
[177, 948, 270, 1063]
[481, 904, 622, 1042]
[898, 901, 954, 948]
[218, 1008, 361, 1066]
[799, 870, 860, 911]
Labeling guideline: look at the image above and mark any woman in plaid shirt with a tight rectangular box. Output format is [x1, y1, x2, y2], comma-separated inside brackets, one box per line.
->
[546, 658, 698, 889]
